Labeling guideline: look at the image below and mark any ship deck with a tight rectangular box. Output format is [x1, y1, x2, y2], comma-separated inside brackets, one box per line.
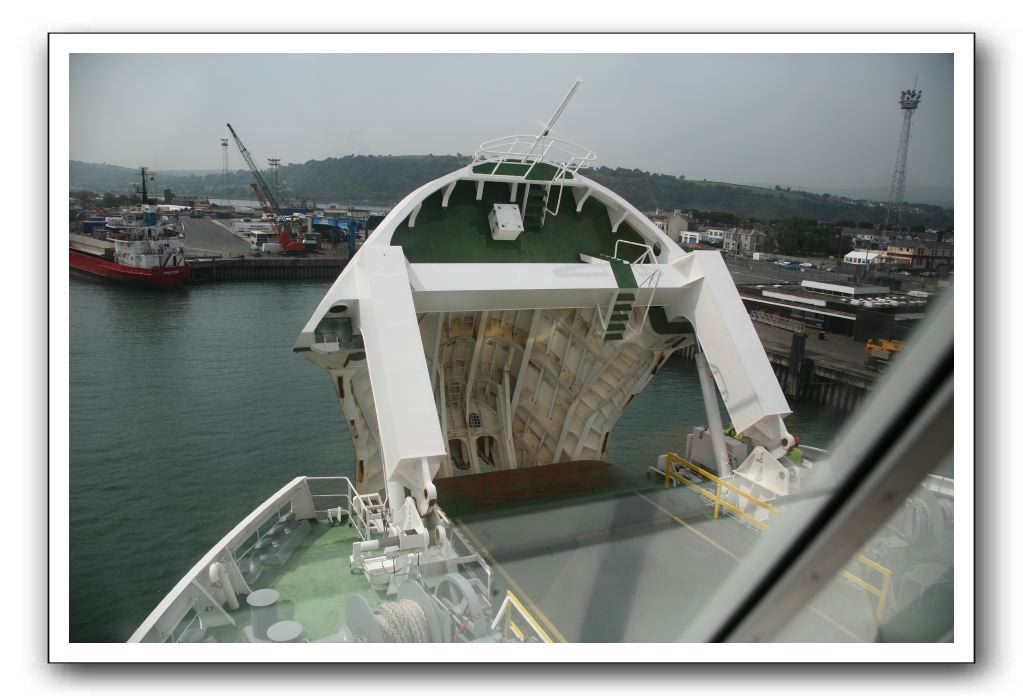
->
[205, 522, 383, 643]
[390, 179, 648, 264]
[444, 472, 881, 643]
[202, 466, 882, 643]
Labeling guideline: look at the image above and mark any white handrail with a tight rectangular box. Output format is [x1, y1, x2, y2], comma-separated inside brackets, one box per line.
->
[613, 238, 656, 265]
[473, 134, 596, 183]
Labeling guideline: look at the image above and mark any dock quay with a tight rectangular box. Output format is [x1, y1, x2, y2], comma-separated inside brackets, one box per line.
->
[185, 255, 346, 282]
[675, 322, 876, 412]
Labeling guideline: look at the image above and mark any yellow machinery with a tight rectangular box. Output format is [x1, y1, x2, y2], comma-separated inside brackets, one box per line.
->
[864, 338, 905, 371]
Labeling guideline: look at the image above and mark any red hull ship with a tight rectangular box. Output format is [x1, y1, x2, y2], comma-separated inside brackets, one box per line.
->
[69, 248, 190, 286]
[71, 167, 190, 287]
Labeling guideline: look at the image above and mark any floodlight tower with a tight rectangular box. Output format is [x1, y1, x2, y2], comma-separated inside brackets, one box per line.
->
[220, 138, 229, 193]
[268, 158, 281, 204]
[882, 85, 923, 238]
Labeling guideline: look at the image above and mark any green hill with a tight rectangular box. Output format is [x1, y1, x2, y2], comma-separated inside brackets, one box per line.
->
[69, 156, 953, 229]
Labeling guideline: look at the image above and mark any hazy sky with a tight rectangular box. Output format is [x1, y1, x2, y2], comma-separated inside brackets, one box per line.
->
[70, 53, 953, 190]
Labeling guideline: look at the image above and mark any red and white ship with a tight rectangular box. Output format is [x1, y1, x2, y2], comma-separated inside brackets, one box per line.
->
[70, 169, 190, 286]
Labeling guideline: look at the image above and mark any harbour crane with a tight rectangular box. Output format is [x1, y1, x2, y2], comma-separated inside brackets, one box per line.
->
[79, 193, 111, 217]
[227, 123, 305, 253]
[226, 123, 281, 216]
[247, 182, 305, 253]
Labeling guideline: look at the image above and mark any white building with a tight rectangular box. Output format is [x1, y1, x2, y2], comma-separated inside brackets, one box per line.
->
[843, 250, 882, 266]
[701, 228, 728, 245]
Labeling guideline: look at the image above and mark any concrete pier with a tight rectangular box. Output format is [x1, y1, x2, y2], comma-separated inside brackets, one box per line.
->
[185, 256, 346, 282]
[674, 322, 876, 412]
[180, 215, 348, 282]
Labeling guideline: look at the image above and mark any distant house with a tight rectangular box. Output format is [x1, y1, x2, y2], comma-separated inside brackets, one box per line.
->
[645, 209, 670, 233]
[740, 228, 769, 254]
[701, 228, 727, 245]
[843, 250, 882, 266]
[882, 238, 954, 270]
[667, 211, 693, 240]
[679, 231, 701, 245]
[724, 227, 769, 254]
[722, 229, 738, 252]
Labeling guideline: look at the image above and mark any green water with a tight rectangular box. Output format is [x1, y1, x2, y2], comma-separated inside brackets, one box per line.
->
[68, 278, 849, 642]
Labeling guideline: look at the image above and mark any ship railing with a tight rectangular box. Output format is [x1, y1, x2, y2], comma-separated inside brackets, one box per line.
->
[228, 477, 358, 568]
[663, 451, 781, 530]
[305, 474, 361, 520]
[472, 134, 596, 183]
[749, 309, 807, 335]
[350, 491, 387, 541]
[923, 473, 955, 499]
[662, 451, 893, 622]
[131, 475, 354, 642]
[490, 590, 555, 643]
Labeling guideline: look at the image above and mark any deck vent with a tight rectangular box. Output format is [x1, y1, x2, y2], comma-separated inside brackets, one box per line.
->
[488, 203, 524, 241]
[468, 412, 482, 429]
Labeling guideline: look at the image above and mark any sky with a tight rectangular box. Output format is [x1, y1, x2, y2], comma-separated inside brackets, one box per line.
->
[69, 52, 953, 191]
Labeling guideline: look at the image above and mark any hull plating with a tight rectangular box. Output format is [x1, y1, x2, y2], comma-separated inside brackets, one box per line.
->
[69, 250, 190, 286]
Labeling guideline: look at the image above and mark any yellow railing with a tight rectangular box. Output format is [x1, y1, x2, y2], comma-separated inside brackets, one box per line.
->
[662, 451, 893, 621]
[662, 452, 779, 530]
[841, 554, 893, 621]
[491, 590, 555, 643]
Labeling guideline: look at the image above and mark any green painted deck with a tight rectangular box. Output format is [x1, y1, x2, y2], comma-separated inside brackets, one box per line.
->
[391, 179, 646, 264]
[471, 160, 574, 182]
[208, 521, 382, 642]
[609, 260, 638, 289]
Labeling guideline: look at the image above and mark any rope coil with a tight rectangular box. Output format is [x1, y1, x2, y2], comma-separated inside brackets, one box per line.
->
[374, 599, 430, 642]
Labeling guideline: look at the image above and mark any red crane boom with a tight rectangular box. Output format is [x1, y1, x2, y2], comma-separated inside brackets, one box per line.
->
[250, 184, 303, 253]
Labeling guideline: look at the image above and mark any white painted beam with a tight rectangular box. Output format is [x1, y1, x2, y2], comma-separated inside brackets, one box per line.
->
[355, 247, 447, 515]
[571, 186, 592, 213]
[408, 202, 423, 228]
[664, 251, 791, 435]
[441, 181, 458, 208]
[610, 208, 629, 235]
[509, 310, 542, 422]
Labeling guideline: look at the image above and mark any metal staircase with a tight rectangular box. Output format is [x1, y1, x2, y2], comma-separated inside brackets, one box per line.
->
[603, 291, 635, 342]
[522, 184, 548, 232]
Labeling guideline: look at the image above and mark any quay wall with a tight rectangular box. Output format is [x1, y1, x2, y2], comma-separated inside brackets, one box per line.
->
[672, 341, 873, 413]
[186, 256, 346, 282]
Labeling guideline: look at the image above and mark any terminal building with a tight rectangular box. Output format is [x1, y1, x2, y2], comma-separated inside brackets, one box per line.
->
[737, 280, 931, 341]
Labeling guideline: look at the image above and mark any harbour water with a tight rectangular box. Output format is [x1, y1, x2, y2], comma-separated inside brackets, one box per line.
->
[68, 278, 850, 642]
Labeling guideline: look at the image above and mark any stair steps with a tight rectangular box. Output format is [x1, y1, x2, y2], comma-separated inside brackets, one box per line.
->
[601, 289, 636, 343]
[523, 185, 548, 232]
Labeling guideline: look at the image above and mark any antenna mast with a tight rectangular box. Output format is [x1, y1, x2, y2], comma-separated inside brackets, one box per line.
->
[528, 79, 582, 155]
